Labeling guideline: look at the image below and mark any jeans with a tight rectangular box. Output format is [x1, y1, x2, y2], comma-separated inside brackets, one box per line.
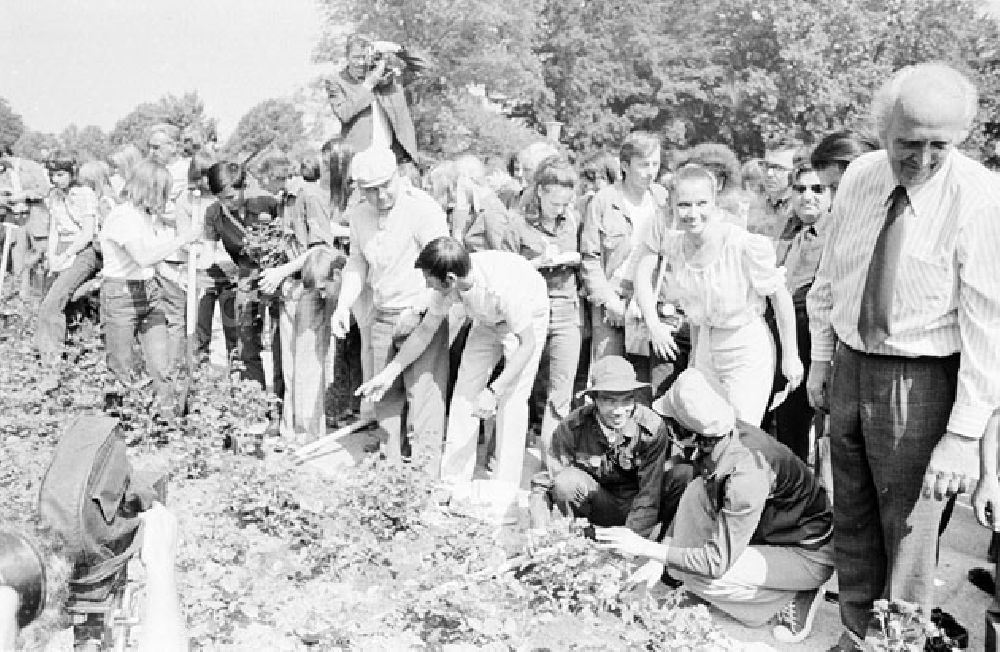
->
[828, 345, 957, 638]
[538, 297, 582, 468]
[367, 308, 449, 466]
[442, 310, 548, 486]
[155, 271, 187, 371]
[589, 301, 624, 363]
[100, 278, 172, 410]
[36, 245, 100, 366]
[278, 285, 333, 439]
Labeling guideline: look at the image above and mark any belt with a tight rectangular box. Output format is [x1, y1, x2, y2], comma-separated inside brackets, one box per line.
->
[840, 342, 958, 363]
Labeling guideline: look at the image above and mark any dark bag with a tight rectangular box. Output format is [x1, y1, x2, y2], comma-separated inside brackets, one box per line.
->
[38, 416, 156, 601]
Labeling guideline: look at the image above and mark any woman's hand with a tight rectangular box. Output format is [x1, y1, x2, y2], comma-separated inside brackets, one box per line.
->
[648, 322, 678, 361]
[472, 387, 499, 419]
[603, 297, 626, 327]
[259, 264, 291, 295]
[781, 354, 804, 390]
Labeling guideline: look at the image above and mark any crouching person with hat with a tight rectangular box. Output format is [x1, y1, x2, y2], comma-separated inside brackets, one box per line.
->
[597, 368, 834, 645]
[529, 356, 686, 538]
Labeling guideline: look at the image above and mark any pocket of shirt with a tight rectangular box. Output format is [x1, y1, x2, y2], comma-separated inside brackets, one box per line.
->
[898, 251, 955, 307]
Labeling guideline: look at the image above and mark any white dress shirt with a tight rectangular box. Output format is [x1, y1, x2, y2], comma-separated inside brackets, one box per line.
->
[807, 149, 1000, 438]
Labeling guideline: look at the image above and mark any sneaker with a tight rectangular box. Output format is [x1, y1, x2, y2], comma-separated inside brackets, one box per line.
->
[772, 587, 822, 644]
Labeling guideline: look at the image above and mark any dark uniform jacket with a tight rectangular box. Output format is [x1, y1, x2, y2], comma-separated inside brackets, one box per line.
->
[551, 403, 669, 537]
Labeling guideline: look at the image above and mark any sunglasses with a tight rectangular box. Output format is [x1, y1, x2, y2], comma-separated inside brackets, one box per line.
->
[793, 184, 826, 194]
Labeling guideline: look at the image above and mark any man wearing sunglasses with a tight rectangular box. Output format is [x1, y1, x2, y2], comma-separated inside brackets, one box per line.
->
[598, 368, 834, 645]
[528, 356, 674, 538]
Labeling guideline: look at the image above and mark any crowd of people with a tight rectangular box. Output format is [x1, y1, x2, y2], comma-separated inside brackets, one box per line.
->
[2, 35, 1000, 649]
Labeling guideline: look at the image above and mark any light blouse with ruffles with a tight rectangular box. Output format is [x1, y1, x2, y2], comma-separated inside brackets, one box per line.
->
[641, 221, 785, 329]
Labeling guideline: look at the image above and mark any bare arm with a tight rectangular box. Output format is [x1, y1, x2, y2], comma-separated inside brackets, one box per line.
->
[768, 286, 803, 388]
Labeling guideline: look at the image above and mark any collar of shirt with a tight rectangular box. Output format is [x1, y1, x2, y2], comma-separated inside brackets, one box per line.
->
[594, 411, 639, 448]
[901, 150, 954, 221]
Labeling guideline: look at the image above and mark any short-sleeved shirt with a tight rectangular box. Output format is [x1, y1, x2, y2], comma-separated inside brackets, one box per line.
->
[642, 221, 784, 329]
[775, 215, 826, 309]
[47, 186, 97, 242]
[516, 212, 580, 299]
[99, 203, 175, 280]
[346, 184, 449, 312]
[428, 250, 548, 333]
[203, 193, 280, 271]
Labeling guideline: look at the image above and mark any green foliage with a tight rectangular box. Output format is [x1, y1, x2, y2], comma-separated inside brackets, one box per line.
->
[223, 98, 307, 159]
[12, 130, 61, 162]
[316, 0, 1000, 159]
[0, 97, 26, 151]
[108, 92, 218, 150]
[59, 124, 112, 163]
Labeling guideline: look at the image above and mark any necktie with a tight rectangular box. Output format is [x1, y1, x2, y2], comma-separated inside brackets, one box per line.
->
[858, 185, 909, 350]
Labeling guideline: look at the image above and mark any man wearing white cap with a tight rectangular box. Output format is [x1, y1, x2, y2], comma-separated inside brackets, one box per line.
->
[330, 147, 450, 464]
[531, 355, 671, 537]
[358, 236, 549, 487]
[598, 368, 834, 645]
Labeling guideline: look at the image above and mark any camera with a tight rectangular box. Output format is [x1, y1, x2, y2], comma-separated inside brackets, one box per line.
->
[366, 50, 404, 88]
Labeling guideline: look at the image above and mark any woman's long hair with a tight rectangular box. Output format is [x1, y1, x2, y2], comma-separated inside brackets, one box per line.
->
[324, 140, 355, 221]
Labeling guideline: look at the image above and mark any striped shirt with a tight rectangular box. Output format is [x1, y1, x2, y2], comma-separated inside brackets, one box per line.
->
[807, 149, 1000, 439]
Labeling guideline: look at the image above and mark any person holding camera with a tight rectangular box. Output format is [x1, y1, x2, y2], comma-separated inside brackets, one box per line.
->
[326, 34, 426, 164]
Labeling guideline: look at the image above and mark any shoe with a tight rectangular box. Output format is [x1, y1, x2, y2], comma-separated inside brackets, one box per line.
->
[772, 587, 822, 644]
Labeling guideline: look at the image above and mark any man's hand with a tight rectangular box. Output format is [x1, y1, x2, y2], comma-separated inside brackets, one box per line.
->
[781, 354, 804, 390]
[331, 307, 351, 339]
[139, 502, 178, 580]
[628, 559, 666, 590]
[922, 431, 980, 500]
[472, 387, 498, 420]
[603, 297, 626, 328]
[806, 360, 831, 412]
[356, 362, 402, 403]
[648, 322, 678, 361]
[973, 475, 1000, 530]
[363, 58, 388, 89]
[595, 526, 664, 560]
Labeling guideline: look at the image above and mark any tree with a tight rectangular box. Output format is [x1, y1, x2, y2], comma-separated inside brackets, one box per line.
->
[109, 92, 218, 150]
[224, 98, 307, 158]
[60, 124, 112, 162]
[314, 0, 548, 157]
[12, 130, 60, 162]
[0, 98, 26, 152]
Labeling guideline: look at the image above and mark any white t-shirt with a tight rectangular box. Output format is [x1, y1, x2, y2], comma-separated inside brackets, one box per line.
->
[99, 203, 174, 280]
[428, 251, 548, 334]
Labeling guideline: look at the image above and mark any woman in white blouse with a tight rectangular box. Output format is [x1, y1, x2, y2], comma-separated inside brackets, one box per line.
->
[634, 164, 803, 426]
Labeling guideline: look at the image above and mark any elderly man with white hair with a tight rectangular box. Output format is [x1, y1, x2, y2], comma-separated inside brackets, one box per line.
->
[597, 368, 834, 645]
[806, 63, 1000, 651]
[330, 148, 450, 464]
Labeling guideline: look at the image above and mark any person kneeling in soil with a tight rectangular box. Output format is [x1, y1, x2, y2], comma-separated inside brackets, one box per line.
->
[529, 355, 682, 539]
[597, 368, 834, 645]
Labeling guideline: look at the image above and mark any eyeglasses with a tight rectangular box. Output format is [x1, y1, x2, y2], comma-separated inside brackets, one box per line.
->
[792, 184, 826, 194]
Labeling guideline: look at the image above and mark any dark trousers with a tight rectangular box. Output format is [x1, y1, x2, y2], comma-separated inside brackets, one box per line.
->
[829, 345, 958, 638]
[772, 306, 813, 462]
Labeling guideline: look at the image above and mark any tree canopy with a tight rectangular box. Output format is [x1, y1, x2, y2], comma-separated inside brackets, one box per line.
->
[224, 98, 307, 159]
[315, 0, 1000, 159]
[108, 92, 218, 150]
[0, 98, 26, 152]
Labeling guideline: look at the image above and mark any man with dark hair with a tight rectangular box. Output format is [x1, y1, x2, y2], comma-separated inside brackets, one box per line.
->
[358, 236, 549, 487]
[325, 35, 426, 164]
[202, 161, 280, 389]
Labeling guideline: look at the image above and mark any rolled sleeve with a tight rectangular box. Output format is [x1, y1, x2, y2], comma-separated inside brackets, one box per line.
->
[580, 192, 617, 307]
[806, 227, 837, 364]
[948, 204, 1000, 438]
[326, 76, 374, 123]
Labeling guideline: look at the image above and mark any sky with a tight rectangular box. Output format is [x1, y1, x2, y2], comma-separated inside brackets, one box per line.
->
[0, 0, 329, 139]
